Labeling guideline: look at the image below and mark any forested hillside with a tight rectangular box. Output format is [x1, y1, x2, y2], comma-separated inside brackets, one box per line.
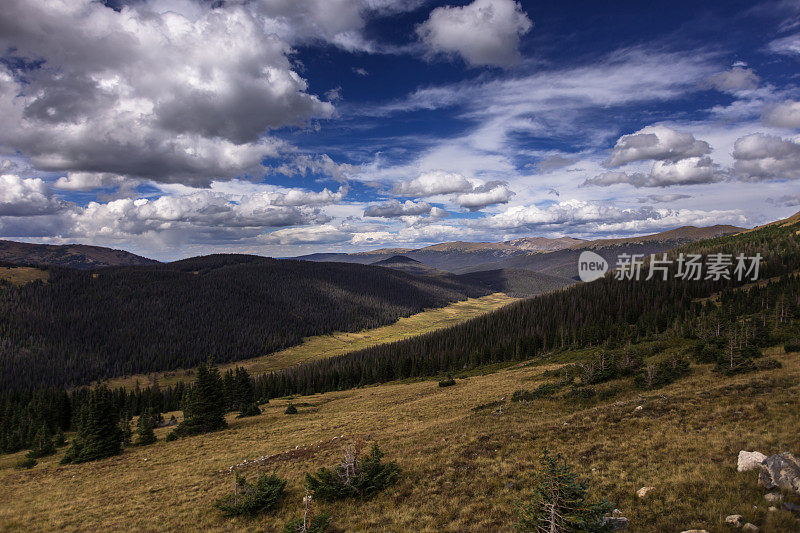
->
[257, 215, 799, 397]
[0, 254, 488, 390]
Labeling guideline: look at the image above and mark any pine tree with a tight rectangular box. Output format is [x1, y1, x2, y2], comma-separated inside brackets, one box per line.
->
[61, 386, 123, 464]
[168, 360, 227, 438]
[517, 450, 612, 533]
[26, 424, 55, 459]
[135, 412, 156, 446]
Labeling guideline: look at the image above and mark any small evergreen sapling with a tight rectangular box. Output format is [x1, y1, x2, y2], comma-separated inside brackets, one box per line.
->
[214, 472, 286, 517]
[517, 450, 612, 533]
[285, 403, 298, 415]
[305, 441, 399, 501]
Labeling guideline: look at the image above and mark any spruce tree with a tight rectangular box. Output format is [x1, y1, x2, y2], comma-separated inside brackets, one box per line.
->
[26, 424, 55, 459]
[61, 386, 123, 464]
[517, 450, 612, 533]
[169, 360, 227, 438]
[135, 412, 157, 446]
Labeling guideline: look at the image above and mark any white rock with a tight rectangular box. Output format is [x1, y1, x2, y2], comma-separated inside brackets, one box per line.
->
[742, 524, 759, 532]
[725, 515, 743, 527]
[764, 492, 782, 503]
[635, 405, 643, 411]
[737, 450, 767, 472]
[679, 530, 708, 533]
[636, 486, 654, 498]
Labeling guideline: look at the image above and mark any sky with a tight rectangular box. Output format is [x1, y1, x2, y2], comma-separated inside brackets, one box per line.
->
[0, 0, 799, 261]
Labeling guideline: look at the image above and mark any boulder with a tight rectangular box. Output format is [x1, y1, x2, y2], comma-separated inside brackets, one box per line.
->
[725, 514, 743, 527]
[602, 516, 628, 530]
[737, 450, 767, 472]
[742, 524, 758, 532]
[763, 492, 782, 503]
[758, 452, 800, 494]
[679, 530, 708, 533]
[636, 486, 654, 498]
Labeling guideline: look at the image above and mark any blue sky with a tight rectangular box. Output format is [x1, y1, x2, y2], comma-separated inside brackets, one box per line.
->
[0, 0, 799, 260]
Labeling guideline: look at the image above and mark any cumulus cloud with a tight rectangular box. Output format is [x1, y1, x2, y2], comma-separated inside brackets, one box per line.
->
[603, 126, 711, 167]
[0, 174, 69, 217]
[585, 157, 723, 188]
[392, 171, 474, 196]
[454, 181, 514, 210]
[762, 100, 800, 129]
[475, 199, 747, 234]
[0, 0, 335, 186]
[364, 200, 432, 218]
[416, 0, 532, 67]
[263, 224, 350, 245]
[732, 133, 800, 181]
[53, 173, 129, 191]
[706, 66, 760, 93]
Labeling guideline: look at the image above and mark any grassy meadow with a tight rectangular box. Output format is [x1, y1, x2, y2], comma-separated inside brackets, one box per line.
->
[2, 342, 799, 531]
[99, 292, 519, 390]
[0, 267, 48, 286]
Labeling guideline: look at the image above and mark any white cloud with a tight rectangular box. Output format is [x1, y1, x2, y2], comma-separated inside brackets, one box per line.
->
[762, 100, 800, 129]
[393, 171, 474, 196]
[769, 194, 800, 207]
[416, 0, 532, 67]
[263, 224, 350, 245]
[585, 157, 723, 188]
[0, 174, 69, 216]
[454, 181, 514, 210]
[0, 0, 334, 185]
[475, 199, 747, 234]
[604, 125, 711, 167]
[364, 200, 433, 218]
[769, 33, 800, 55]
[732, 133, 800, 181]
[706, 66, 760, 93]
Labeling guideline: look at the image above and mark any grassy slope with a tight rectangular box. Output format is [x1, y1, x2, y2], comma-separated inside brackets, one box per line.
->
[3, 344, 799, 531]
[100, 292, 519, 390]
[0, 266, 49, 286]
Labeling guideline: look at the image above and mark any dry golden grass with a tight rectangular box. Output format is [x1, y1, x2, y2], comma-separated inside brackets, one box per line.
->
[0, 267, 48, 286]
[2, 346, 799, 531]
[100, 292, 518, 390]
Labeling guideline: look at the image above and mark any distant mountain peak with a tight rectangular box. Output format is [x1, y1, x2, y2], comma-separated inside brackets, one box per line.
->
[0, 239, 158, 269]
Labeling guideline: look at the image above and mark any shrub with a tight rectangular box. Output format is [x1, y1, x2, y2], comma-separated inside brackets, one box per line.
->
[283, 513, 330, 533]
[785, 339, 800, 353]
[512, 382, 561, 402]
[237, 403, 262, 418]
[755, 358, 782, 371]
[165, 432, 178, 442]
[215, 472, 286, 517]
[562, 387, 596, 404]
[14, 457, 37, 470]
[517, 450, 613, 532]
[691, 341, 723, 364]
[306, 442, 399, 501]
[285, 403, 298, 415]
[438, 375, 456, 387]
[634, 355, 690, 389]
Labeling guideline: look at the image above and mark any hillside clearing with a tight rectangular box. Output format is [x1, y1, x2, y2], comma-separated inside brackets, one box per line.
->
[3, 345, 799, 531]
[0, 266, 48, 286]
